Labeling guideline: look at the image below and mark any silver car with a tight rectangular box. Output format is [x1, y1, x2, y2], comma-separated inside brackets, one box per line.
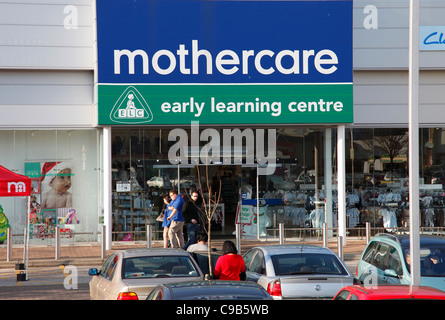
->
[243, 245, 354, 299]
[89, 248, 204, 300]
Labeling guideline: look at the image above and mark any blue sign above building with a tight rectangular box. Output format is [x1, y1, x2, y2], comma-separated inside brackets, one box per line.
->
[96, 0, 353, 85]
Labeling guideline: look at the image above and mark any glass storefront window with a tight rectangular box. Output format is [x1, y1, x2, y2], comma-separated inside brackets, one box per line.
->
[111, 127, 336, 240]
[0, 130, 100, 243]
[110, 126, 445, 243]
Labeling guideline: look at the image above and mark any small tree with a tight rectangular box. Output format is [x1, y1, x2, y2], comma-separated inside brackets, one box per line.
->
[188, 164, 221, 278]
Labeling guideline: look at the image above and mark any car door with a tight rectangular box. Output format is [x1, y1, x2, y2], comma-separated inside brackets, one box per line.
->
[90, 254, 113, 299]
[244, 249, 266, 283]
[364, 242, 390, 285]
[359, 241, 390, 286]
[96, 253, 119, 300]
[383, 245, 403, 285]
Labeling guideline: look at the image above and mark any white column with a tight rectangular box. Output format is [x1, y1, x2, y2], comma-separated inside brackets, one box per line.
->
[337, 125, 347, 244]
[103, 126, 113, 250]
[324, 128, 333, 238]
[409, 0, 421, 287]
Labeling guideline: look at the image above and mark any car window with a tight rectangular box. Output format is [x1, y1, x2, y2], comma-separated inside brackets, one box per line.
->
[249, 250, 265, 274]
[100, 253, 118, 280]
[362, 241, 377, 263]
[334, 290, 351, 300]
[386, 246, 402, 275]
[192, 252, 220, 275]
[271, 253, 348, 276]
[420, 245, 445, 277]
[122, 255, 200, 279]
[372, 242, 389, 270]
[243, 250, 257, 270]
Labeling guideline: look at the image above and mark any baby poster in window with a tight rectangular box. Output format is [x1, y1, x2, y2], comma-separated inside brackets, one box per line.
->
[40, 161, 73, 210]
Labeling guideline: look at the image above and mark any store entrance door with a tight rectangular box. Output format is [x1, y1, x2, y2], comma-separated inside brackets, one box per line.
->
[176, 164, 260, 236]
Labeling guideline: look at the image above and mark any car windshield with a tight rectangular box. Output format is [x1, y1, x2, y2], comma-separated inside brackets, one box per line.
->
[271, 253, 348, 276]
[403, 245, 445, 277]
[123, 256, 200, 279]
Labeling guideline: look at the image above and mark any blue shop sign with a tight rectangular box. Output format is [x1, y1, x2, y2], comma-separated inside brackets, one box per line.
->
[96, 0, 353, 84]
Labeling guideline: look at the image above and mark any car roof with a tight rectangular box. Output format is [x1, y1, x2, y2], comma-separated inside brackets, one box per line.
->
[371, 233, 445, 249]
[249, 244, 336, 255]
[161, 281, 271, 299]
[118, 248, 191, 259]
[341, 285, 445, 300]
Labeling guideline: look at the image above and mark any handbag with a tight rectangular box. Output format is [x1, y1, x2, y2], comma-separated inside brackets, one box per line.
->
[156, 213, 164, 222]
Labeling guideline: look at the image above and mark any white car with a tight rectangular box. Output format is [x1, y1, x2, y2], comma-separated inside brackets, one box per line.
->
[147, 176, 172, 188]
[88, 248, 204, 300]
[243, 245, 354, 300]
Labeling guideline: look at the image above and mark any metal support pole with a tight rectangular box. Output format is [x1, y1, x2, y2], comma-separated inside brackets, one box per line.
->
[236, 223, 241, 253]
[55, 226, 60, 260]
[279, 223, 284, 245]
[408, 0, 421, 288]
[101, 225, 106, 259]
[24, 227, 29, 281]
[323, 223, 328, 247]
[338, 235, 343, 261]
[366, 222, 371, 244]
[146, 224, 152, 248]
[103, 126, 113, 250]
[6, 227, 12, 262]
[337, 125, 347, 246]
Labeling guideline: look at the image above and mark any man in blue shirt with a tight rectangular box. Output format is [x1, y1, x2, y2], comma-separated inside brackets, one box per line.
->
[167, 189, 185, 249]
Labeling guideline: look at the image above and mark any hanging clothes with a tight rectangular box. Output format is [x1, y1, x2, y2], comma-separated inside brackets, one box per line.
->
[381, 208, 397, 232]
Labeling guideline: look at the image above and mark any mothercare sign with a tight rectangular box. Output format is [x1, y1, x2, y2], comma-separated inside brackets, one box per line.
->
[96, 0, 353, 125]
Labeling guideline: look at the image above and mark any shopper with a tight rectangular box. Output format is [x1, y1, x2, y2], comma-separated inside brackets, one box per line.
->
[213, 240, 246, 280]
[186, 232, 209, 252]
[160, 195, 171, 248]
[167, 189, 185, 249]
[182, 191, 202, 250]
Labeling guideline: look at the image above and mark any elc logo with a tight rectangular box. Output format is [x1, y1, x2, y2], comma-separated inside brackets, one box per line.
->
[109, 86, 153, 124]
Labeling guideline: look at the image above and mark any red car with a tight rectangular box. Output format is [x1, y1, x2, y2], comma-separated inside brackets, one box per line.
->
[333, 285, 445, 300]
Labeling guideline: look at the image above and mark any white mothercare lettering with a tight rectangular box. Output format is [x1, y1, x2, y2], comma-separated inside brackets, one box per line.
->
[114, 40, 338, 76]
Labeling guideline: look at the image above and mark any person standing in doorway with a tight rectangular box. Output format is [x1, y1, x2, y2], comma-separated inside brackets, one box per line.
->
[182, 191, 202, 250]
[167, 189, 185, 249]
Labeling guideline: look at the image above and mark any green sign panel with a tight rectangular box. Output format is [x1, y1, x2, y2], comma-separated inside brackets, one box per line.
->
[98, 84, 352, 125]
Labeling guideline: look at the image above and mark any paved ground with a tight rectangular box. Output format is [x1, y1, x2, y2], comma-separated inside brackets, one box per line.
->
[0, 236, 368, 269]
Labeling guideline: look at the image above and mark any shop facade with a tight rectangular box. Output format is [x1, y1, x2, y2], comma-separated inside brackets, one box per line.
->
[0, 1, 445, 246]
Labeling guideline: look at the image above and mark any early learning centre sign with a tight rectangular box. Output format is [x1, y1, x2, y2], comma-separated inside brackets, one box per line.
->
[96, 0, 353, 125]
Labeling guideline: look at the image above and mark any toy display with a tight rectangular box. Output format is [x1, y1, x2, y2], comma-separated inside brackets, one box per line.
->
[0, 205, 10, 244]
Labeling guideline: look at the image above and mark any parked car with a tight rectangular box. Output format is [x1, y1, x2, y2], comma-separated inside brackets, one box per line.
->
[147, 280, 273, 300]
[333, 285, 445, 300]
[356, 234, 445, 292]
[146, 176, 172, 188]
[88, 248, 204, 300]
[242, 245, 354, 300]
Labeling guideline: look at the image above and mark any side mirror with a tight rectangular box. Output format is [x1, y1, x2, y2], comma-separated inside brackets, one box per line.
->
[88, 268, 99, 276]
[383, 269, 398, 278]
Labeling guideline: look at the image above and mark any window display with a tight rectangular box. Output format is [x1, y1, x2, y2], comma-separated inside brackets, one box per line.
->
[0, 130, 100, 243]
[109, 127, 445, 242]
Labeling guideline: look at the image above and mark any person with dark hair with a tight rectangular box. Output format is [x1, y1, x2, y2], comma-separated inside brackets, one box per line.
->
[213, 240, 246, 280]
[160, 195, 171, 248]
[186, 232, 209, 252]
[182, 191, 202, 250]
